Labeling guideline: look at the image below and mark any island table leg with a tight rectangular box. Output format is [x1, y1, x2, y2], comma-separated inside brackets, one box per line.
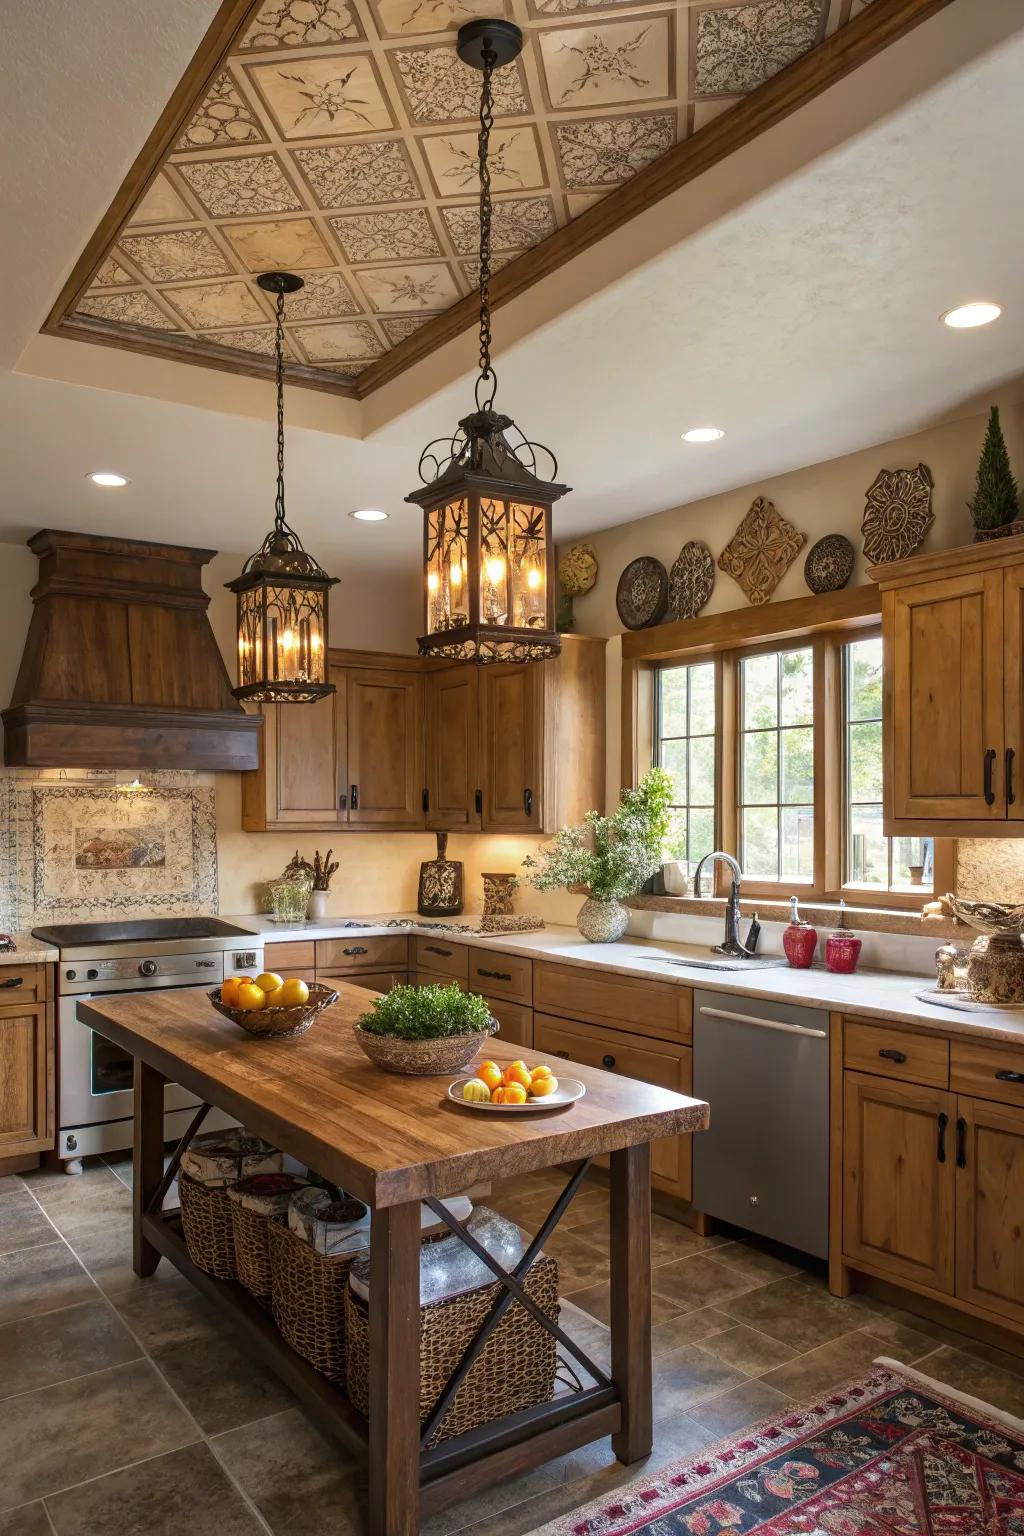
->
[368, 1200, 422, 1536]
[609, 1142, 653, 1463]
[133, 1058, 166, 1278]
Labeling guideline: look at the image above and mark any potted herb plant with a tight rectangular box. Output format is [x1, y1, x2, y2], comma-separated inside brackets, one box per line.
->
[307, 849, 338, 921]
[660, 830, 690, 897]
[522, 768, 673, 943]
[353, 982, 497, 1075]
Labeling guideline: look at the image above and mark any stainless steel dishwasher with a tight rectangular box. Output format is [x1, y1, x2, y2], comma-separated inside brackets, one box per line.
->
[693, 989, 830, 1258]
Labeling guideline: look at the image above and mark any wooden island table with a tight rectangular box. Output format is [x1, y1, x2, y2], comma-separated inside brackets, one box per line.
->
[78, 983, 709, 1536]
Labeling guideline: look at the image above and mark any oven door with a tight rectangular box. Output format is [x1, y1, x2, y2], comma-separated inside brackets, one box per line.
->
[60, 986, 209, 1130]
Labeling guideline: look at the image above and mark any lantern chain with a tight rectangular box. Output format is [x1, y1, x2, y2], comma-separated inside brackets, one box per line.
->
[274, 285, 287, 529]
[475, 42, 497, 411]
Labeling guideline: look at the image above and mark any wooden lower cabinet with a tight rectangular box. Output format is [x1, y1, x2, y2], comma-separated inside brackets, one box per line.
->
[0, 1001, 53, 1157]
[955, 1095, 1024, 1327]
[322, 971, 408, 993]
[534, 1011, 692, 1201]
[486, 998, 533, 1050]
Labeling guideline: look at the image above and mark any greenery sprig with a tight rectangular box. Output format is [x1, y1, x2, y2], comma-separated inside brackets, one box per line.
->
[358, 983, 492, 1040]
[522, 767, 673, 903]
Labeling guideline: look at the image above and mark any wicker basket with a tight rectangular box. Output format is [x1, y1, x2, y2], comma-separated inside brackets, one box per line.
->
[229, 1198, 288, 1305]
[345, 1254, 559, 1444]
[352, 1017, 497, 1076]
[268, 1220, 360, 1381]
[179, 1171, 236, 1281]
[208, 983, 339, 1040]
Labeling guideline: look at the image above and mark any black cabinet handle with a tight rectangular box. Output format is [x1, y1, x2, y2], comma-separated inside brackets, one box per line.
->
[601, 1053, 616, 1070]
[1008, 748, 1016, 808]
[996, 1069, 1024, 1084]
[523, 787, 533, 817]
[343, 946, 368, 957]
[422, 788, 429, 813]
[474, 788, 483, 815]
[350, 784, 359, 811]
[338, 790, 347, 810]
[936, 1111, 948, 1163]
[477, 967, 512, 982]
[879, 1048, 907, 1064]
[0, 976, 23, 989]
[425, 945, 452, 958]
[984, 748, 996, 806]
[956, 1115, 967, 1169]
[553, 1049, 570, 1059]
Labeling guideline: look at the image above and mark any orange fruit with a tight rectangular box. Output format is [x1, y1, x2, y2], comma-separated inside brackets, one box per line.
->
[278, 978, 310, 1007]
[235, 981, 266, 1012]
[530, 1064, 554, 1082]
[530, 1074, 558, 1097]
[220, 977, 244, 1006]
[493, 1083, 527, 1105]
[264, 985, 285, 1007]
[255, 972, 284, 995]
[476, 1061, 503, 1092]
[503, 1062, 532, 1091]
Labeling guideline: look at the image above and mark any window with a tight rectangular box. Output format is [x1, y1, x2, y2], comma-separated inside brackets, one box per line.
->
[655, 661, 716, 876]
[739, 646, 814, 883]
[844, 635, 932, 893]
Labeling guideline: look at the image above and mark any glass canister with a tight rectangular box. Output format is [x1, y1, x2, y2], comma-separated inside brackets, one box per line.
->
[268, 875, 313, 924]
[824, 902, 862, 974]
[783, 895, 818, 968]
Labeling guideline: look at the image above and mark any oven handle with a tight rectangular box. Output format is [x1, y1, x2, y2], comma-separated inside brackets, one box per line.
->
[698, 1005, 827, 1039]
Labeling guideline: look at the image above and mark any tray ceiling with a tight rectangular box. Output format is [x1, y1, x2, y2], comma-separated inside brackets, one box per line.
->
[53, 0, 876, 395]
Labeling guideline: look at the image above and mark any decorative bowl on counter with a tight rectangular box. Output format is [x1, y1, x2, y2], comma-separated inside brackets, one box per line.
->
[943, 895, 1024, 1004]
[208, 983, 338, 1040]
[353, 1018, 498, 1076]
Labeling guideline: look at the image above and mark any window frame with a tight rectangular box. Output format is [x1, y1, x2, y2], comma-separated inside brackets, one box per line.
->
[652, 657, 719, 879]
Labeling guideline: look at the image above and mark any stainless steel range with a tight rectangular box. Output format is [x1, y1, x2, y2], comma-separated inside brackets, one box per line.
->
[33, 918, 264, 1173]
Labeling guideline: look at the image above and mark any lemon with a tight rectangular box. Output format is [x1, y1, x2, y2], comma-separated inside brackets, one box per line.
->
[235, 981, 266, 1012]
[264, 985, 285, 1007]
[279, 977, 310, 1007]
[462, 1079, 491, 1103]
[255, 972, 284, 995]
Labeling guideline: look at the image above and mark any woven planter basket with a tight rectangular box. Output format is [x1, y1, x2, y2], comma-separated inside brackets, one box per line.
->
[208, 983, 339, 1040]
[345, 1253, 559, 1444]
[353, 1017, 497, 1076]
[268, 1220, 359, 1382]
[230, 1199, 285, 1306]
[179, 1171, 236, 1281]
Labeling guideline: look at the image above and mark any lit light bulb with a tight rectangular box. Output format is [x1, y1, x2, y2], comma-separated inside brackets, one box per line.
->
[526, 567, 542, 591]
[427, 570, 440, 594]
[310, 633, 322, 653]
[485, 556, 505, 585]
[281, 629, 295, 651]
[450, 560, 463, 588]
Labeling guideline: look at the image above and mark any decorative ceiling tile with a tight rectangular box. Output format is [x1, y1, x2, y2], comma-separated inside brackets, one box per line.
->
[175, 153, 303, 217]
[329, 208, 440, 262]
[539, 18, 672, 109]
[293, 141, 421, 208]
[528, 0, 657, 13]
[421, 125, 544, 196]
[692, 0, 825, 97]
[239, 0, 363, 49]
[369, 0, 510, 38]
[76, 292, 178, 329]
[390, 45, 529, 123]
[312, 363, 365, 380]
[554, 111, 675, 188]
[355, 262, 461, 312]
[119, 229, 232, 283]
[565, 189, 608, 215]
[128, 173, 193, 226]
[380, 313, 437, 343]
[442, 196, 555, 254]
[282, 270, 361, 318]
[223, 217, 333, 271]
[246, 55, 394, 139]
[163, 281, 269, 330]
[176, 71, 266, 150]
[94, 255, 135, 287]
[461, 248, 515, 285]
[292, 320, 385, 361]
[204, 327, 287, 356]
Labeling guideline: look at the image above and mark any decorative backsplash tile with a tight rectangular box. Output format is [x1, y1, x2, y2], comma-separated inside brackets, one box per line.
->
[954, 841, 1024, 906]
[0, 769, 217, 932]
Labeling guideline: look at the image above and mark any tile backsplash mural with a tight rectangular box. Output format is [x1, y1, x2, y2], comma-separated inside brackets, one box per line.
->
[0, 769, 217, 931]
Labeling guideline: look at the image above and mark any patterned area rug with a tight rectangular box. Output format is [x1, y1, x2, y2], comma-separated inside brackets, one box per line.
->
[533, 1360, 1024, 1535]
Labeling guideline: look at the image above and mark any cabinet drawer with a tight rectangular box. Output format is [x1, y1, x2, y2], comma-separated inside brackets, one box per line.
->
[414, 969, 466, 991]
[843, 1020, 949, 1087]
[951, 1038, 1024, 1109]
[319, 970, 407, 994]
[534, 961, 690, 1043]
[412, 938, 469, 980]
[263, 941, 316, 974]
[486, 998, 533, 1050]
[315, 936, 409, 971]
[534, 1011, 692, 1200]
[0, 965, 46, 1005]
[467, 948, 532, 1004]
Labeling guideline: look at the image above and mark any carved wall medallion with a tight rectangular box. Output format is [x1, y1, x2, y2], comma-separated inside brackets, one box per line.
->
[717, 496, 806, 606]
[861, 463, 934, 565]
[668, 540, 714, 620]
[558, 542, 598, 597]
[804, 533, 854, 594]
[615, 555, 669, 629]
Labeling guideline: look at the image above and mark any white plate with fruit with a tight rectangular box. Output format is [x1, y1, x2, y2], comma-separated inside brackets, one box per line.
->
[209, 972, 338, 1040]
[449, 1058, 586, 1112]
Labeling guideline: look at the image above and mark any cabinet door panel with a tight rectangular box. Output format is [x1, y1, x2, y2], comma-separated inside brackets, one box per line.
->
[887, 572, 1003, 823]
[842, 1072, 955, 1292]
[426, 667, 480, 830]
[1004, 565, 1024, 821]
[485, 998, 533, 1050]
[0, 1004, 51, 1154]
[265, 664, 346, 825]
[955, 1096, 1024, 1327]
[479, 664, 542, 831]
[346, 670, 424, 828]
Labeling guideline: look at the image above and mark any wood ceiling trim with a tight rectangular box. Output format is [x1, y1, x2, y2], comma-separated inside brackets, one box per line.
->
[41, 0, 954, 406]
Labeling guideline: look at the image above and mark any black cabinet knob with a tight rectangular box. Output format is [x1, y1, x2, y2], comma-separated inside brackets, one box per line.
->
[601, 1053, 616, 1070]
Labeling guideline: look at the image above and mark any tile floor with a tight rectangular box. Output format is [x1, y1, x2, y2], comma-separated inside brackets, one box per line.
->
[3, 1158, 1024, 1535]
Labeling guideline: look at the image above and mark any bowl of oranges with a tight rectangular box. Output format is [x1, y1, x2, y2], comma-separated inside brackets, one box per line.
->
[210, 972, 339, 1040]
[448, 1059, 587, 1113]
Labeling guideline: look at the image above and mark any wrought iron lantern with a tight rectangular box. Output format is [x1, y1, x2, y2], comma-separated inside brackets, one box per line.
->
[406, 20, 568, 664]
[227, 272, 337, 703]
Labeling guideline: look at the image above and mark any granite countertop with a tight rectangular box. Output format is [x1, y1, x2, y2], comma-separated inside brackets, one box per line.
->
[0, 932, 58, 964]
[223, 912, 1024, 1047]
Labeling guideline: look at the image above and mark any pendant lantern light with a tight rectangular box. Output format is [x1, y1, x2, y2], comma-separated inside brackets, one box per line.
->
[407, 20, 567, 664]
[227, 271, 338, 703]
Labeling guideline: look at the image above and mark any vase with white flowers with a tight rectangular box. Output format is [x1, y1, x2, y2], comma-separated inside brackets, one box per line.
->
[522, 768, 673, 943]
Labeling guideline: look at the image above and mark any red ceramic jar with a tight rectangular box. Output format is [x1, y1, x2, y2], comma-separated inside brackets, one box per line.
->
[783, 896, 817, 968]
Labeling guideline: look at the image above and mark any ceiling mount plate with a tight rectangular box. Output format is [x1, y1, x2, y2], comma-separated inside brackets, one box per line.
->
[256, 271, 305, 296]
[456, 18, 524, 70]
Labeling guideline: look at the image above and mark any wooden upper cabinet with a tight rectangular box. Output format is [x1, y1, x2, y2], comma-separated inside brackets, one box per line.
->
[245, 663, 347, 829]
[346, 669, 424, 828]
[480, 663, 542, 833]
[1003, 562, 1024, 823]
[426, 666, 480, 831]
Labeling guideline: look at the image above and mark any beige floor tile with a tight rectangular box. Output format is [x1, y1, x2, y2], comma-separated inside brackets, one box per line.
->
[653, 1342, 749, 1413]
[212, 1407, 366, 1536]
[113, 1268, 227, 1353]
[46, 1442, 264, 1536]
[0, 1243, 94, 1327]
[960, 1338, 1024, 1381]
[151, 1330, 296, 1435]
[709, 1240, 803, 1284]
[0, 1192, 54, 1257]
[721, 1275, 868, 1351]
[696, 1323, 799, 1376]
[0, 1178, 28, 1202]
[651, 1253, 762, 1314]
[914, 1344, 1024, 1418]
[651, 1308, 735, 1351]
[0, 1300, 141, 1400]
[0, 1504, 52, 1536]
[21, 1162, 123, 1212]
[759, 1329, 892, 1402]
[686, 1377, 795, 1437]
[853, 1314, 947, 1364]
[563, 1282, 683, 1329]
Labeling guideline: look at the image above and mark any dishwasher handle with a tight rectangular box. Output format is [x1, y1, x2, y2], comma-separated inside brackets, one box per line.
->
[698, 1004, 827, 1039]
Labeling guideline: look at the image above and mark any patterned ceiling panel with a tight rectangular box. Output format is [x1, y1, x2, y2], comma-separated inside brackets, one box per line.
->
[63, 0, 872, 388]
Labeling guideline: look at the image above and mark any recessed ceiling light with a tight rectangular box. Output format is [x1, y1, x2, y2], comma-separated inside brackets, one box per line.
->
[349, 508, 389, 521]
[942, 301, 1003, 329]
[682, 427, 725, 444]
[88, 471, 129, 487]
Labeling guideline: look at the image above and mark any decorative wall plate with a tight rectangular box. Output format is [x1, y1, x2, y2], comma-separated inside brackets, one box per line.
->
[669, 541, 715, 620]
[804, 534, 854, 594]
[558, 543, 598, 597]
[616, 556, 669, 629]
[861, 463, 934, 565]
[717, 496, 806, 606]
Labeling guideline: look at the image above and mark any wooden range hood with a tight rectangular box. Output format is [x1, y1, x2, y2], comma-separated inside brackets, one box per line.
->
[2, 530, 261, 771]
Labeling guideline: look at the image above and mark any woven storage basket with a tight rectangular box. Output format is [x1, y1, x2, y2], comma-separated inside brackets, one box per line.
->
[178, 1170, 236, 1280]
[345, 1254, 559, 1444]
[268, 1219, 359, 1381]
[230, 1200, 284, 1305]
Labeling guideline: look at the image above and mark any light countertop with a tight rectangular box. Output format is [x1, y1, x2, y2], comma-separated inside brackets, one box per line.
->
[0, 933, 58, 964]
[223, 912, 1024, 1047]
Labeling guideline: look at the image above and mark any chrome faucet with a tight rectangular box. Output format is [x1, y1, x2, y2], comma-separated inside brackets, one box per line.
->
[692, 851, 750, 959]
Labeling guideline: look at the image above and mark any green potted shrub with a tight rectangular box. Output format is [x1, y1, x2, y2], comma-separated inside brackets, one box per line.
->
[353, 982, 497, 1075]
[969, 406, 1021, 541]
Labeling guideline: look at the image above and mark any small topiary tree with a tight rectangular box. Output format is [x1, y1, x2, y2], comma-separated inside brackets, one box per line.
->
[968, 405, 1019, 533]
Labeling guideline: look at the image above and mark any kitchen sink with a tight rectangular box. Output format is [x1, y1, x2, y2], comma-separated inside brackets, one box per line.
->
[639, 949, 789, 972]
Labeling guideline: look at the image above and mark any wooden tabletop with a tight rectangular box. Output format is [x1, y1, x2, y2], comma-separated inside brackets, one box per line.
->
[79, 984, 708, 1206]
